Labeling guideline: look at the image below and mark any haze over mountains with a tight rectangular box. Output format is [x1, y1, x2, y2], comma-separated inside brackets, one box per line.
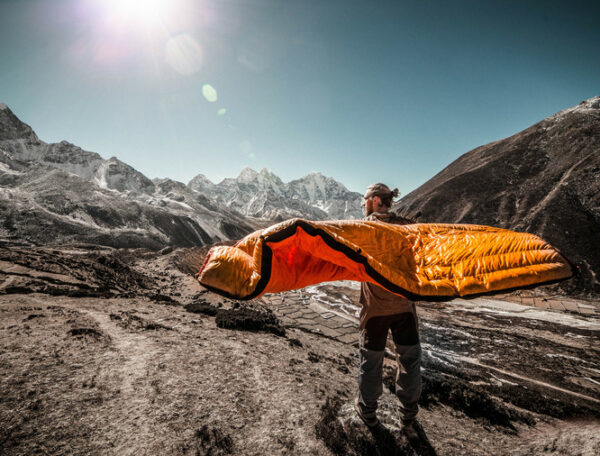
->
[1, 98, 599, 294]
[396, 96, 600, 295]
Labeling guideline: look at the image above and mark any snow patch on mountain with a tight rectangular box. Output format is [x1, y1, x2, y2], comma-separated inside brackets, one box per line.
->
[0, 162, 22, 176]
[188, 174, 215, 192]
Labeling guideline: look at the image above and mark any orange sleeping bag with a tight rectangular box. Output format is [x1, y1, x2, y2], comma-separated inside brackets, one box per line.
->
[196, 218, 573, 300]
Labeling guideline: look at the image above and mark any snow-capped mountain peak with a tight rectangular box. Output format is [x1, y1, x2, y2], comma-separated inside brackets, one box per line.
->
[0, 104, 155, 195]
[237, 167, 284, 187]
[188, 173, 215, 191]
[548, 96, 600, 122]
[237, 166, 259, 182]
[188, 167, 362, 220]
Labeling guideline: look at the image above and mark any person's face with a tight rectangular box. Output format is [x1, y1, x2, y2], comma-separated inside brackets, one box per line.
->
[362, 195, 369, 215]
[362, 193, 378, 216]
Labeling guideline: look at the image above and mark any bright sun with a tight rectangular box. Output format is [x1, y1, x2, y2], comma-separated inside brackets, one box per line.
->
[88, 0, 204, 73]
[102, 0, 173, 27]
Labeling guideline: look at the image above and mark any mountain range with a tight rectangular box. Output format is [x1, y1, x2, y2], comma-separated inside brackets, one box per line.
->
[0, 102, 361, 249]
[189, 167, 362, 220]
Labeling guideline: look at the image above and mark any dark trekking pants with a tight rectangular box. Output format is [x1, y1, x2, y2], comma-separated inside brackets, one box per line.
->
[357, 312, 421, 423]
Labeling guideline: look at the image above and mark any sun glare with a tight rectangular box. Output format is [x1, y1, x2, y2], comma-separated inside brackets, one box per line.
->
[83, 0, 211, 77]
[102, 0, 172, 27]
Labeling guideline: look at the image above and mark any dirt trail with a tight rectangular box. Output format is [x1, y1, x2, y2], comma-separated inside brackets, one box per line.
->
[527, 150, 596, 222]
[81, 308, 159, 394]
[26, 295, 161, 397]
[481, 363, 600, 404]
[81, 307, 164, 455]
[32, 296, 165, 455]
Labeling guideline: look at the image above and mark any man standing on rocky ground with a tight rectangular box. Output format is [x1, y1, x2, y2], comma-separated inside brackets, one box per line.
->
[354, 183, 421, 439]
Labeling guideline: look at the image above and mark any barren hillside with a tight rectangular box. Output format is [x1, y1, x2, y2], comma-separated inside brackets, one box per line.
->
[396, 97, 600, 296]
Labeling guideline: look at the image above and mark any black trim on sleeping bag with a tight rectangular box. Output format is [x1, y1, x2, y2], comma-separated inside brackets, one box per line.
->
[202, 219, 574, 301]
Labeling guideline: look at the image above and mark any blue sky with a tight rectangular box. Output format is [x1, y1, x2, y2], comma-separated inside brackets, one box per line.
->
[1, 0, 598, 195]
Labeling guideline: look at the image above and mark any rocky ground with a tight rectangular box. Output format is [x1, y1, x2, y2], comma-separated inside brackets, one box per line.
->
[1, 245, 599, 455]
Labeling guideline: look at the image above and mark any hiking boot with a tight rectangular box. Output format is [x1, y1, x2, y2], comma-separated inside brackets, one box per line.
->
[401, 419, 420, 442]
[354, 398, 379, 427]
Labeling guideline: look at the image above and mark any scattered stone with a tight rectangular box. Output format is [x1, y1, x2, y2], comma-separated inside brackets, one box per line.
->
[288, 338, 303, 348]
[215, 307, 286, 337]
[276, 435, 296, 451]
[148, 293, 180, 306]
[336, 364, 349, 374]
[68, 327, 104, 340]
[194, 425, 234, 455]
[185, 302, 219, 316]
[143, 321, 172, 331]
[111, 311, 173, 331]
[308, 352, 321, 363]
[158, 246, 173, 255]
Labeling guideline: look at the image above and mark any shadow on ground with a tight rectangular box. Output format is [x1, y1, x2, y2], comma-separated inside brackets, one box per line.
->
[315, 397, 438, 456]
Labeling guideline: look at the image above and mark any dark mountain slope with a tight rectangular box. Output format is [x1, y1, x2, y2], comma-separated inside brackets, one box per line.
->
[396, 97, 600, 295]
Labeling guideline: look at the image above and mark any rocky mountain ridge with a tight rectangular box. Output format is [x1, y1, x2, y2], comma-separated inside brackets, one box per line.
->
[0, 104, 260, 248]
[0, 104, 155, 195]
[0, 104, 361, 249]
[188, 167, 363, 220]
[395, 96, 600, 295]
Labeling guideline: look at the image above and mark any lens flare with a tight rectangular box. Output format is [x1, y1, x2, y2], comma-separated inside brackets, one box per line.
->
[165, 34, 203, 75]
[202, 84, 218, 103]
